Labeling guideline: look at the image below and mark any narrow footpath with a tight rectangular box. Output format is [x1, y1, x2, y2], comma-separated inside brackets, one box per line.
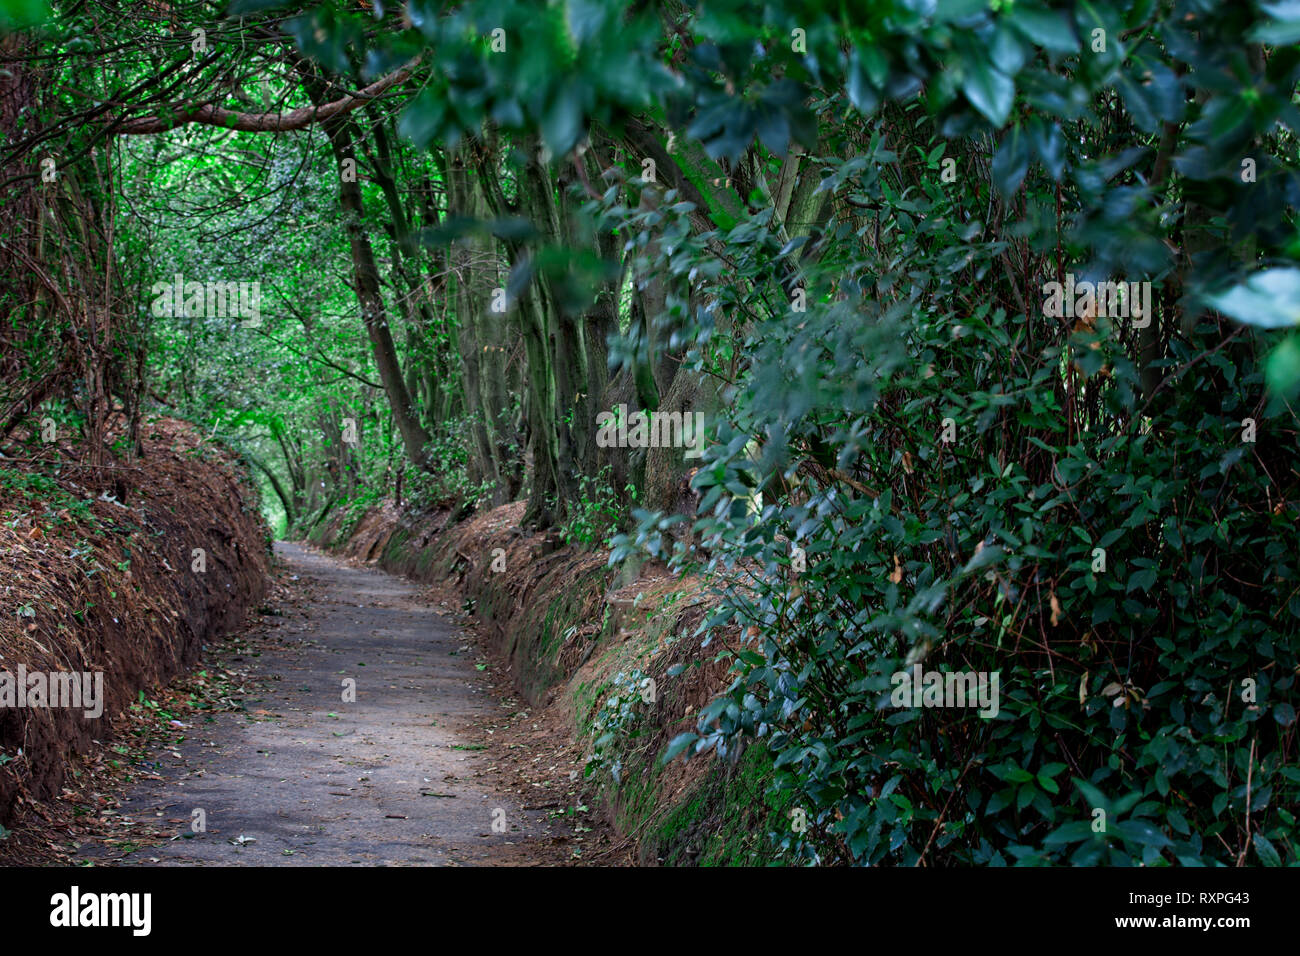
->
[76, 541, 601, 866]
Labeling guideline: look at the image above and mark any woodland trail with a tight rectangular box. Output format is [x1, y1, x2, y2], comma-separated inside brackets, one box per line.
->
[76, 542, 583, 866]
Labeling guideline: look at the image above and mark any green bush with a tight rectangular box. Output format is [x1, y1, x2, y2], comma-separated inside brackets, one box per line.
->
[612, 0, 1300, 865]
[559, 466, 630, 548]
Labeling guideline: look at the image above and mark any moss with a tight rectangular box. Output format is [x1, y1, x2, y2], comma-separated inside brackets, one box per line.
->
[537, 598, 566, 658]
[572, 679, 597, 734]
[613, 744, 663, 831]
[570, 605, 790, 865]
[643, 115, 742, 231]
[646, 743, 792, 866]
[381, 526, 410, 564]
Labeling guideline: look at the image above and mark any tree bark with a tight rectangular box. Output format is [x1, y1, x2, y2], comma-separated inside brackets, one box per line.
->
[302, 76, 434, 472]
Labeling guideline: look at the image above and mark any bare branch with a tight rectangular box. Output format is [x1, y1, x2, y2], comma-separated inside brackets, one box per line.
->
[114, 61, 419, 135]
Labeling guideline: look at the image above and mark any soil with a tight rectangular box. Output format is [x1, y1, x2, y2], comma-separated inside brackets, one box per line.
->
[0, 417, 268, 835]
[69, 541, 621, 866]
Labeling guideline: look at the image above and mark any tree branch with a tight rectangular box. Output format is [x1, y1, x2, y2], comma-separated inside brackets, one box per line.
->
[114, 61, 419, 135]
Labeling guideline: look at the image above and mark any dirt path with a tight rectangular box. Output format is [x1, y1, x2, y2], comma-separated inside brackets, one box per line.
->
[76, 541, 591, 866]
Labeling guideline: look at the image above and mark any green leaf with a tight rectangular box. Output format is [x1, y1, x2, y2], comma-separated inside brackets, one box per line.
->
[961, 59, 1015, 127]
[848, 50, 881, 115]
[397, 91, 446, 151]
[963, 544, 1006, 573]
[565, 0, 610, 46]
[1265, 336, 1300, 401]
[1029, 118, 1065, 180]
[986, 788, 1012, 814]
[662, 732, 698, 765]
[1111, 819, 1171, 848]
[1043, 820, 1095, 845]
[541, 81, 584, 158]
[989, 22, 1027, 76]
[1008, 6, 1080, 53]
[859, 45, 888, 88]
[1254, 833, 1283, 866]
[1126, 568, 1157, 593]
[486, 217, 539, 243]
[991, 125, 1030, 196]
[1072, 777, 1109, 811]
[1250, 2, 1300, 44]
[1204, 269, 1300, 329]
[755, 108, 791, 157]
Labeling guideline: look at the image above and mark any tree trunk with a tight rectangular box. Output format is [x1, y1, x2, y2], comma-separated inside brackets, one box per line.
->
[310, 94, 433, 472]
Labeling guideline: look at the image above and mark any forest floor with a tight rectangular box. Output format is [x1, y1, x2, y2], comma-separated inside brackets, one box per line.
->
[69, 541, 620, 866]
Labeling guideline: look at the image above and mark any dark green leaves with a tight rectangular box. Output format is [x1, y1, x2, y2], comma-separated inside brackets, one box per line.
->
[848, 48, 881, 115]
[992, 124, 1030, 196]
[1274, 702, 1297, 727]
[1008, 4, 1080, 53]
[284, 9, 366, 75]
[541, 78, 586, 158]
[397, 90, 447, 151]
[1250, 1, 1300, 44]
[755, 107, 791, 157]
[960, 55, 1016, 127]
[962, 543, 1006, 573]
[1254, 833, 1283, 865]
[1027, 117, 1065, 180]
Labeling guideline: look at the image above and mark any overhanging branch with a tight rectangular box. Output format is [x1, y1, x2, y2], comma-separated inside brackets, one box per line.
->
[114, 61, 418, 135]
